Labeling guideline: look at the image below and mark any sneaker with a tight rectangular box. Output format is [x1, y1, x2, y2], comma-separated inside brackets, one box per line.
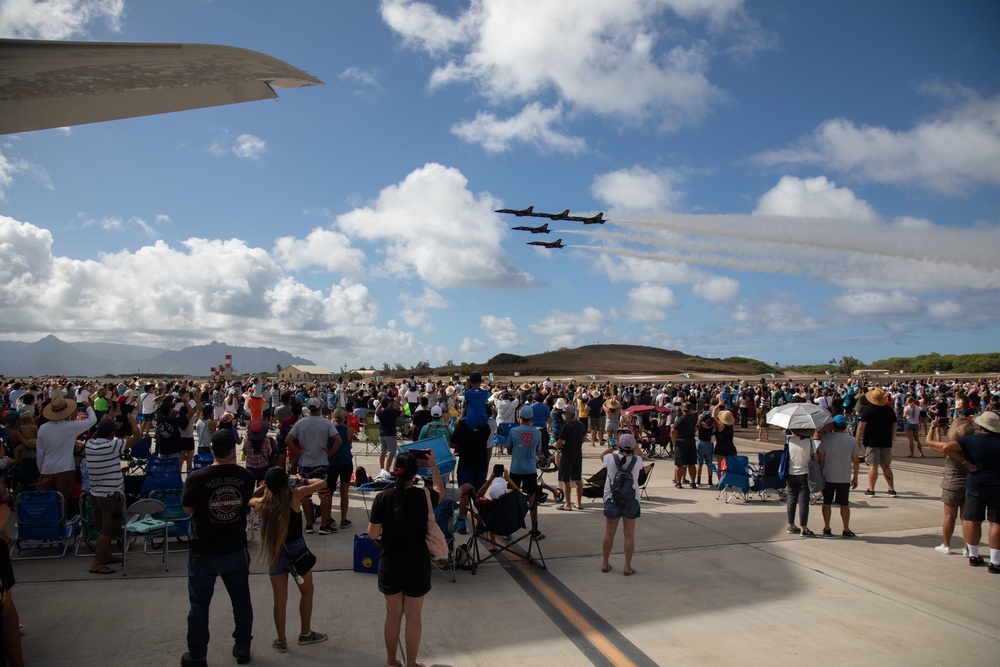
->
[786, 526, 801, 534]
[298, 631, 328, 646]
[822, 528, 833, 537]
[232, 647, 251, 665]
[674, 482, 683, 489]
[272, 640, 288, 653]
[864, 489, 875, 497]
[689, 482, 697, 489]
[304, 523, 315, 534]
[934, 544, 952, 555]
[339, 519, 352, 528]
[317, 523, 337, 535]
[886, 489, 897, 497]
[801, 528, 815, 537]
[988, 563, 1000, 574]
[180, 653, 208, 667]
[969, 555, 985, 567]
[531, 530, 546, 541]
[842, 530, 856, 538]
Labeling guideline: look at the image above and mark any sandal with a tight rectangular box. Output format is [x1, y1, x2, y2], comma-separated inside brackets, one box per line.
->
[623, 568, 637, 576]
[842, 530, 857, 538]
[801, 528, 815, 537]
[601, 563, 611, 573]
[556, 506, 572, 511]
[89, 566, 115, 575]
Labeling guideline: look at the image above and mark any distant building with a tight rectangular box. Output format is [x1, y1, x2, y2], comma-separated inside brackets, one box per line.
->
[278, 364, 334, 383]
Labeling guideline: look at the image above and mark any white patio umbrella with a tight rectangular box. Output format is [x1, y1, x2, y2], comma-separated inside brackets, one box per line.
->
[766, 403, 833, 430]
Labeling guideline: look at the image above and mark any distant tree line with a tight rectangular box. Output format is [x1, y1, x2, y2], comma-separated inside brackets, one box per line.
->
[868, 352, 1000, 374]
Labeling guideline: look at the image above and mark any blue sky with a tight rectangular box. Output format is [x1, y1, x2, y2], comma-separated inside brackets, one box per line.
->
[1, 0, 998, 371]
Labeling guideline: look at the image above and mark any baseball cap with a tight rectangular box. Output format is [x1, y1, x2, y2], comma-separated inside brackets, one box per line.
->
[308, 397, 321, 408]
[617, 433, 636, 450]
[563, 404, 577, 417]
[832, 415, 848, 428]
[519, 405, 534, 421]
[430, 406, 443, 417]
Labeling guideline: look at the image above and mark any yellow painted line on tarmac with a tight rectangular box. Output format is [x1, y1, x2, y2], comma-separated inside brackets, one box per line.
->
[506, 553, 637, 667]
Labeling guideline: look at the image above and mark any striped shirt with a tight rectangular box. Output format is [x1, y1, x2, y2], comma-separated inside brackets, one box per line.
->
[84, 437, 127, 497]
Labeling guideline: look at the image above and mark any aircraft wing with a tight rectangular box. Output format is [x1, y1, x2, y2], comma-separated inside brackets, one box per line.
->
[0, 39, 324, 134]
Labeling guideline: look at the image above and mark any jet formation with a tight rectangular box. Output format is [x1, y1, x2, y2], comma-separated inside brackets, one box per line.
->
[498, 206, 606, 248]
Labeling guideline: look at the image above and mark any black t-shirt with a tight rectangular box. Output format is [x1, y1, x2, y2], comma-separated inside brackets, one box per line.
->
[858, 404, 897, 448]
[377, 407, 402, 436]
[558, 420, 586, 460]
[155, 414, 187, 456]
[411, 409, 432, 440]
[697, 420, 715, 442]
[586, 396, 605, 418]
[450, 420, 489, 472]
[182, 464, 256, 557]
[370, 486, 439, 564]
[673, 413, 697, 446]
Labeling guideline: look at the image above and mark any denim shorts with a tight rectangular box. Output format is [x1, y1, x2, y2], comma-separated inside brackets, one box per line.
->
[696, 441, 714, 466]
[269, 538, 309, 577]
[603, 497, 640, 520]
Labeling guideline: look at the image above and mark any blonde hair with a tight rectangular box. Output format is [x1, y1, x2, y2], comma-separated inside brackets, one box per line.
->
[333, 407, 347, 423]
[254, 485, 291, 571]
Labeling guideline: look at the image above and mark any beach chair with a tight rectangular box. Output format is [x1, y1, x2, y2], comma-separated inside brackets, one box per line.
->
[464, 490, 545, 575]
[12, 490, 81, 559]
[752, 450, 785, 501]
[637, 462, 655, 500]
[717, 455, 752, 503]
[146, 488, 191, 553]
[582, 468, 607, 501]
[126, 437, 152, 475]
[122, 498, 169, 575]
[364, 416, 381, 456]
[191, 453, 213, 471]
[140, 457, 183, 496]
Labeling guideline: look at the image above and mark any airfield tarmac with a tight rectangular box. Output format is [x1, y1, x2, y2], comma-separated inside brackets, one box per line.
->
[10, 428, 998, 666]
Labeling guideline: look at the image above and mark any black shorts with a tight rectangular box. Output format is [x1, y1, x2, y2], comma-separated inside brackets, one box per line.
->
[327, 462, 353, 486]
[179, 437, 195, 453]
[963, 491, 1000, 524]
[674, 443, 696, 466]
[378, 557, 431, 597]
[822, 481, 851, 507]
[510, 472, 538, 496]
[557, 457, 582, 483]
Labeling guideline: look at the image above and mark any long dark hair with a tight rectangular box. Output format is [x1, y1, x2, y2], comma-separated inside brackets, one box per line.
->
[391, 452, 419, 522]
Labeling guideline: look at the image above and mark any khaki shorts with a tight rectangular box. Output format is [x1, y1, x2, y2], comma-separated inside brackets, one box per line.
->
[91, 492, 125, 537]
[865, 447, 893, 467]
[37, 470, 77, 501]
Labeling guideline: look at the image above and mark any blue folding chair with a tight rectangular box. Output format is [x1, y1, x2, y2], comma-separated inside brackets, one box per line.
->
[717, 455, 752, 503]
[147, 488, 191, 554]
[13, 490, 81, 559]
[140, 457, 183, 496]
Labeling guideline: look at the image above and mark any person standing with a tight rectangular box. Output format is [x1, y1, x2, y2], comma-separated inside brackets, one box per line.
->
[554, 404, 586, 510]
[36, 395, 96, 503]
[286, 400, 341, 535]
[329, 408, 356, 530]
[507, 406, 545, 540]
[376, 397, 403, 473]
[249, 467, 328, 654]
[785, 428, 816, 536]
[670, 403, 698, 489]
[817, 415, 860, 537]
[600, 433, 642, 576]
[181, 429, 257, 667]
[857, 388, 898, 497]
[367, 450, 445, 667]
[903, 396, 924, 457]
[926, 419, 975, 554]
[84, 415, 143, 574]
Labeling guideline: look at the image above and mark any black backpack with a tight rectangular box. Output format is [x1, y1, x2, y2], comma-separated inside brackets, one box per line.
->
[610, 456, 638, 508]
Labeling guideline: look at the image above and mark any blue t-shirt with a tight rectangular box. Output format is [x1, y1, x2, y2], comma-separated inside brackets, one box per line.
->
[328, 424, 352, 466]
[507, 425, 542, 475]
[529, 402, 550, 429]
[463, 386, 489, 429]
[959, 432, 1000, 494]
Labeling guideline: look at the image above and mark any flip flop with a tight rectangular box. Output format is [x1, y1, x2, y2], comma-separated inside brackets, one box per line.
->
[89, 566, 115, 575]
[623, 568, 637, 576]
[575, 505, 583, 510]
[556, 506, 572, 511]
[601, 563, 612, 573]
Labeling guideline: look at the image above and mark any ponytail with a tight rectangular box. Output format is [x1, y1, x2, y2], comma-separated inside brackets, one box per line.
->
[392, 452, 419, 522]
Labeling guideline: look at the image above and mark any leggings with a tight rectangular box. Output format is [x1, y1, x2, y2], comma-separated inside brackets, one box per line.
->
[786, 474, 810, 526]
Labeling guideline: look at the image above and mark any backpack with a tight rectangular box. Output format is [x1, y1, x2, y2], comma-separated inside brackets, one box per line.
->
[610, 456, 638, 508]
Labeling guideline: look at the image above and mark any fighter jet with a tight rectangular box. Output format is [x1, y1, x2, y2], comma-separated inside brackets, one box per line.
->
[568, 212, 605, 224]
[511, 222, 550, 234]
[527, 238, 564, 249]
[495, 206, 535, 217]
[540, 209, 571, 221]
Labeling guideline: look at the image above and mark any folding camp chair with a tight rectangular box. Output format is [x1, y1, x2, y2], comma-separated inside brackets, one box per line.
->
[123, 498, 170, 575]
[582, 468, 607, 502]
[126, 437, 152, 475]
[364, 416, 381, 456]
[191, 453, 213, 471]
[717, 455, 752, 503]
[432, 498, 457, 583]
[140, 457, 183, 496]
[637, 462, 655, 500]
[12, 490, 81, 559]
[752, 450, 785, 501]
[147, 488, 191, 554]
[465, 490, 545, 574]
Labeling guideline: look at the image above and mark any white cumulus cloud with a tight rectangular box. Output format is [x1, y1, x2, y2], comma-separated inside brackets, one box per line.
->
[273, 227, 365, 276]
[754, 176, 880, 222]
[692, 276, 739, 302]
[232, 134, 267, 160]
[481, 315, 526, 349]
[625, 284, 678, 321]
[528, 306, 606, 348]
[592, 166, 684, 211]
[451, 103, 586, 154]
[0, 0, 124, 39]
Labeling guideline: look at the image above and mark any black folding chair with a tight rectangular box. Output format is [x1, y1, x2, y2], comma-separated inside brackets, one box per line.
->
[465, 491, 545, 574]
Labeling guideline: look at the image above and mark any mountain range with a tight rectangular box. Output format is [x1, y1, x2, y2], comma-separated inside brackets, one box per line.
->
[0, 335, 315, 377]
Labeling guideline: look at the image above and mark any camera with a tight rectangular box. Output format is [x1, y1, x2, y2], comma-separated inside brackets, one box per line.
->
[288, 476, 299, 489]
